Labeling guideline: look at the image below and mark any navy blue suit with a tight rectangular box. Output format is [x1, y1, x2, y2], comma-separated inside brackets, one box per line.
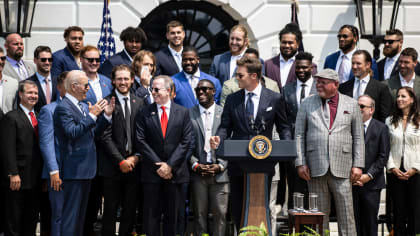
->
[324, 51, 379, 80]
[172, 71, 222, 108]
[134, 83, 153, 105]
[53, 96, 109, 236]
[83, 74, 113, 105]
[155, 47, 180, 76]
[39, 100, 64, 236]
[51, 48, 81, 79]
[98, 50, 132, 79]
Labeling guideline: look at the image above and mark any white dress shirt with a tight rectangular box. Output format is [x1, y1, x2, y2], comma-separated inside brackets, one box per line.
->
[399, 72, 416, 88]
[244, 82, 262, 119]
[19, 104, 36, 125]
[335, 48, 357, 83]
[364, 118, 372, 134]
[115, 89, 131, 115]
[199, 103, 215, 163]
[229, 50, 246, 79]
[184, 69, 201, 97]
[168, 45, 183, 72]
[384, 53, 400, 80]
[157, 100, 171, 120]
[279, 53, 296, 87]
[36, 72, 53, 98]
[88, 75, 103, 102]
[353, 75, 370, 99]
[296, 77, 314, 107]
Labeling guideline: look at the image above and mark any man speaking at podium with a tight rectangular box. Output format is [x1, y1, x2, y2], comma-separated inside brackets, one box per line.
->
[210, 56, 291, 230]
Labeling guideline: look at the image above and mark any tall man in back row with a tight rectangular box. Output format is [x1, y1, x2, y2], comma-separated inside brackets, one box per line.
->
[295, 69, 365, 235]
[210, 56, 291, 232]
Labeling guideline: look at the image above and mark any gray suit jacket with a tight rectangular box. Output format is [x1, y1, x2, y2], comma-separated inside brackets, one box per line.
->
[189, 104, 228, 183]
[1, 74, 18, 113]
[3, 60, 36, 81]
[383, 74, 420, 109]
[295, 93, 365, 178]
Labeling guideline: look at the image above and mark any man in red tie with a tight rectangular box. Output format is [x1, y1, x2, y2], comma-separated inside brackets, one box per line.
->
[135, 75, 192, 236]
[1, 80, 43, 236]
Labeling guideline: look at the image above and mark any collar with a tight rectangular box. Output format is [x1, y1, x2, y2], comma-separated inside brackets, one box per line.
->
[387, 52, 400, 62]
[245, 82, 262, 98]
[168, 45, 183, 56]
[364, 117, 372, 129]
[65, 93, 81, 105]
[339, 47, 357, 59]
[199, 103, 216, 114]
[19, 103, 34, 114]
[325, 92, 339, 104]
[231, 49, 246, 59]
[123, 48, 133, 62]
[184, 68, 201, 79]
[36, 72, 51, 83]
[157, 100, 171, 110]
[88, 73, 99, 82]
[280, 52, 296, 63]
[355, 74, 370, 84]
[297, 77, 313, 87]
[6, 56, 22, 66]
[399, 72, 415, 84]
[115, 89, 130, 102]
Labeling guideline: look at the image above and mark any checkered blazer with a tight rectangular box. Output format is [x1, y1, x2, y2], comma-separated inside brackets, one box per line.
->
[294, 93, 365, 178]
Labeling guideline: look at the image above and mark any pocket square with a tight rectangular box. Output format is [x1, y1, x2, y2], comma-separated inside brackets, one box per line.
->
[266, 107, 272, 112]
[344, 110, 350, 114]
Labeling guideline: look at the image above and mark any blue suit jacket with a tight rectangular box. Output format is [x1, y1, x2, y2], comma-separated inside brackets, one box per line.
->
[39, 101, 60, 179]
[83, 74, 113, 104]
[172, 71, 222, 108]
[323, 50, 379, 80]
[51, 47, 81, 79]
[98, 50, 132, 78]
[53, 97, 109, 179]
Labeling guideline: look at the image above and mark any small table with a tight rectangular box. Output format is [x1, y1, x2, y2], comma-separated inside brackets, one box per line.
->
[288, 210, 325, 234]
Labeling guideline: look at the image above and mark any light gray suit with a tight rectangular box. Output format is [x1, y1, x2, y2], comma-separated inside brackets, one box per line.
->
[189, 104, 229, 236]
[295, 93, 365, 236]
[3, 60, 36, 81]
[1, 74, 18, 113]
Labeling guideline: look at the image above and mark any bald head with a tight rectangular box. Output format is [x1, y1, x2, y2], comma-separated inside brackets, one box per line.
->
[5, 33, 24, 60]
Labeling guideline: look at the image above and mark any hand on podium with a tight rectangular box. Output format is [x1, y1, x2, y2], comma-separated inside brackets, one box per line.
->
[210, 136, 220, 149]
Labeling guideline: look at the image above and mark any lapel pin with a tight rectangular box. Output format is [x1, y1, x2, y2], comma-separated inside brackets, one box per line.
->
[151, 112, 156, 115]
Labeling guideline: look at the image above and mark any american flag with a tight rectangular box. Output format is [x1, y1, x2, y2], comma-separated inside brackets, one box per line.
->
[97, 0, 116, 64]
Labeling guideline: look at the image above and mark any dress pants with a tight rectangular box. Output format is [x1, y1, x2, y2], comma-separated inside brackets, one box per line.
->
[142, 181, 180, 236]
[308, 171, 356, 236]
[4, 187, 41, 236]
[102, 175, 138, 236]
[229, 175, 244, 231]
[61, 180, 91, 236]
[48, 183, 65, 236]
[388, 173, 420, 236]
[286, 161, 309, 210]
[176, 182, 189, 235]
[192, 176, 229, 236]
[40, 184, 52, 235]
[352, 186, 381, 236]
[83, 175, 103, 236]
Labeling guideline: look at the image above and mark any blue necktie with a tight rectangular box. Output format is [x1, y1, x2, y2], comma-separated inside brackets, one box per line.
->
[246, 92, 254, 120]
[78, 102, 86, 116]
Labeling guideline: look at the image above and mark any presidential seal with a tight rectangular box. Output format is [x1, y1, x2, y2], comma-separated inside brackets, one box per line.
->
[248, 135, 272, 160]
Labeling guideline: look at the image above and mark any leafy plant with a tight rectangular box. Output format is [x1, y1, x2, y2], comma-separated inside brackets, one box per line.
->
[239, 222, 268, 236]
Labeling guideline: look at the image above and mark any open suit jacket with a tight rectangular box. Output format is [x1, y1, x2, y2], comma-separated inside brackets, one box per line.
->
[383, 74, 420, 108]
[25, 74, 59, 112]
[154, 47, 180, 76]
[98, 50, 132, 79]
[99, 91, 145, 178]
[339, 77, 392, 122]
[189, 104, 228, 183]
[295, 93, 365, 178]
[51, 47, 80, 79]
[3, 60, 36, 81]
[135, 102, 192, 184]
[377, 56, 420, 81]
[83, 74, 113, 105]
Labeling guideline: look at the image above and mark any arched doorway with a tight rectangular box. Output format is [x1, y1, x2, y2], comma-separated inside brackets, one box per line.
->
[140, 1, 238, 72]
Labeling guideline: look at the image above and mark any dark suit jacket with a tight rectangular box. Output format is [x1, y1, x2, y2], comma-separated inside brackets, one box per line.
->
[216, 86, 292, 176]
[339, 77, 392, 122]
[1, 108, 42, 189]
[362, 118, 390, 190]
[98, 50, 132, 79]
[377, 56, 420, 81]
[25, 74, 59, 112]
[383, 74, 420, 109]
[99, 91, 145, 178]
[134, 83, 152, 105]
[154, 47, 180, 76]
[282, 79, 317, 136]
[51, 47, 81, 79]
[135, 102, 192, 183]
[324, 50, 379, 80]
[265, 54, 318, 90]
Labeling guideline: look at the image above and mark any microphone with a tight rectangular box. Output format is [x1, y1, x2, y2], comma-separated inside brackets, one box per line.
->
[260, 116, 266, 132]
[249, 115, 256, 132]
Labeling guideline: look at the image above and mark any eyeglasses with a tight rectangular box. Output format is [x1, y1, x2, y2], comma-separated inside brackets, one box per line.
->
[39, 57, 53, 62]
[235, 73, 253, 79]
[0, 56, 6, 61]
[359, 104, 372, 109]
[195, 86, 214, 93]
[337, 34, 350, 39]
[384, 39, 399, 45]
[150, 87, 166, 93]
[83, 57, 101, 63]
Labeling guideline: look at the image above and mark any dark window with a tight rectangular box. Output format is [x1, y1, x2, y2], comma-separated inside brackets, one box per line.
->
[140, 1, 238, 72]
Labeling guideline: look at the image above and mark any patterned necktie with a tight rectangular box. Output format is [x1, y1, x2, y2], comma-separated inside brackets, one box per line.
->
[17, 61, 28, 81]
[78, 102, 86, 116]
[29, 111, 38, 138]
[300, 83, 307, 104]
[161, 106, 168, 138]
[338, 55, 346, 83]
[246, 92, 254, 120]
[123, 97, 132, 153]
[45, 77, 51, 104]
[204, 110, 212, 154]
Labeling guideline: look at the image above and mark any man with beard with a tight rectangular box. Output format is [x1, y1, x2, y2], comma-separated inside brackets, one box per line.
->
[210, 24, 249, 85]
[339, 50, 392, 122]
[172, 46, 221, 108]
[0, 47, 18, 115]
[377, 29, 420, 81]
[155, 21, 185, 76]
[52, 26, 84, 79]
[99, 26, 148, 79]
[265, 23, 317, 90]
[1, 80, 42, 236]
[324, 25, 379, 83]
[3, 33, 36, 81]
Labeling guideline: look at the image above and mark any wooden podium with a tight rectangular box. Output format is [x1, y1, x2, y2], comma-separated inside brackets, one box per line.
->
[216, 139, 296, 236]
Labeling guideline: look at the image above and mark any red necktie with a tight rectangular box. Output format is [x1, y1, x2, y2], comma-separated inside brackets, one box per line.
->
[160, 106, 168, 138]
[29, 111, 38, 137]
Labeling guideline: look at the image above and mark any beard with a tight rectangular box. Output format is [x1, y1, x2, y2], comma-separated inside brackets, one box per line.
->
[383, 46, 399, 58]
[339, 42, 354, 52]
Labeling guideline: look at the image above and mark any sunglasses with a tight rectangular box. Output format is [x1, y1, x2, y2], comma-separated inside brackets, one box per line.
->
[337, 34, 350, 39]
[150, 87, 166, 93]
[83, 57, 101, 63]
[384, 39, 399, 45]
[39, 57, 53, 62]
[0, 56, 6, 61]
[195, 86, 214, 93]
[359, 104, 371, 109]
